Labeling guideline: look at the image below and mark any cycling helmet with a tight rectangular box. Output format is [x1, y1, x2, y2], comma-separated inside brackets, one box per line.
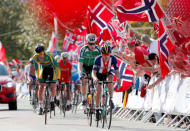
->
[29, 57, 34, 64]
[101, 44, 112, 54]
[86, 33, 97, 43]
[61, 52, 69, 58]
[35, 44, 45, 53]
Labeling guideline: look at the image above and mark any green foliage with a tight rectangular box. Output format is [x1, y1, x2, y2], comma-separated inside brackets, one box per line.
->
[130, 21, 157, 40]
[0, 0, 32, 60]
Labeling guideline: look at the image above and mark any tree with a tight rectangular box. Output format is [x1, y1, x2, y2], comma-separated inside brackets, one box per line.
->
[0, 0, 32, 60]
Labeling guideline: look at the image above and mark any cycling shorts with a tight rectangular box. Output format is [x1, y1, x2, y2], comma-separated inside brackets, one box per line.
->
[29, 75, 36, 81]
[38, 66, 56, 83]
[96, 72, 113, 81]
[71, 73, 80, 84]
[82, 65, 93, 75]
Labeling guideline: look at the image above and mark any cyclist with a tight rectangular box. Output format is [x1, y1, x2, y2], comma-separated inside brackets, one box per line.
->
[78, 33, 101, 107]
[57, 52, 72, 110]
[71, 62, 81, 100]
[92, 44, 121, 121]
[33, 44, 61, 115]
[25, 58, 37, 101]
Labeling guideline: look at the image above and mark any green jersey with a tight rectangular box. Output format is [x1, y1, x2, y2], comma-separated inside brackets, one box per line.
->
[79, 45, 100, 66]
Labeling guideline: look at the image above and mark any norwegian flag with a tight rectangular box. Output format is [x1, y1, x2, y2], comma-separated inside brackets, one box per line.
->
[88, 2, 114, 37]
[116, 0, 165, 22]
[158, 20, 175, 78]
[62, 32, 77, 52]
[75, 35, 84, 47]
[0, 41, 7, 63]
[47, 32, 57, 53]
[9, 58, 21, 66]
[111, 19, 126, 38]
[113, 58, 134, 92]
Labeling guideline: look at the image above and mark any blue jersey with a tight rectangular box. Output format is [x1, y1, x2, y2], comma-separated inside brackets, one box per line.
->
[71, 63, 80, 83]
[93, 55, 118, 73]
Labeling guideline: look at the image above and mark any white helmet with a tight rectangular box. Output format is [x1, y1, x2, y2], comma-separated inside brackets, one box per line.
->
[61, 52, 69, 58]
[86, 33, 97, 43]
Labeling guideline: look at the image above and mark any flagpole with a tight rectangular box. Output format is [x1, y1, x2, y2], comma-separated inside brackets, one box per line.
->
[54, 17, 61, 55]
[106, 23, 117, 48]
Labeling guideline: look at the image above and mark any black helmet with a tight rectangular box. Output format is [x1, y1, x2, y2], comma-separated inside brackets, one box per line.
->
[35, 44, 45, 53]
[86, 33, 97, 43]
[101, 44, 111, 54]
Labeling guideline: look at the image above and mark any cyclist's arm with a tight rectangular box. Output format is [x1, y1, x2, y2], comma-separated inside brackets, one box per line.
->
[112, 56, 121, 82]
[51, 56, 61, 80]
[92, 57, 100, 81]
[33, 56, 40, 79]
[78, 47, 85, 74]
[92, 70, 98, 81]
[78, 62, 83, 74]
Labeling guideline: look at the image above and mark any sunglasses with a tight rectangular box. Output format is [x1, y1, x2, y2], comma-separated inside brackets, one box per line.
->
[88, 43, 96, 46]
[102, 53, 110, 56]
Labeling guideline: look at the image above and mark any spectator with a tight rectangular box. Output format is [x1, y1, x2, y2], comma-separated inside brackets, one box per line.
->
[141, 35, 159, 56]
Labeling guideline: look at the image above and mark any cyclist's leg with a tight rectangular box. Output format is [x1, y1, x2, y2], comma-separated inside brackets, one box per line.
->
[55, 84, 61, 106]
[65, 83, 72, 110]
[50, 82, 56, 110]
[38, 82, 45, 114]
[28, 75, 33, 100]
[81, 78, 88, 106]
[107, 73, 114, 108]
[107, 73, 114, 98]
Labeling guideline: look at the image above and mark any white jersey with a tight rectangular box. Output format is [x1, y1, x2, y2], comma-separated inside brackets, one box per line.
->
[147, 39, 159, 55]
[24, 64, 30, 79]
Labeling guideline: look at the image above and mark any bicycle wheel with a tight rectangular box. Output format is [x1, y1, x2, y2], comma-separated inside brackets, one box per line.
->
[44, 89, 49, 125]
[60, 90, 66, 117]
[72, 92, 78, 114]
[106, 97, 112, 129]
[88, 93, 94, 126]
[32, 89, 36, 110]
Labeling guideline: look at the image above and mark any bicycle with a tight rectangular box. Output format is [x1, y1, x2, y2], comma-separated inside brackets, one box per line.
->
[71, 82, 81, 114]
[97, 81, 117, 129]
[44, 75, 55, 125]
[85, 74, 95, 127]
[58, 82, 67, 117]
[31, 81, 38, 111]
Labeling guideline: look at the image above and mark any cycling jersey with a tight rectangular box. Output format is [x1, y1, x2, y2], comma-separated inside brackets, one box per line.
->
[33, 52, 61, 83]
[79, 45, 100, 66]
[71, 63, 80, 83]
[93, 55, 119, 73]
[58, 59, 72, 83]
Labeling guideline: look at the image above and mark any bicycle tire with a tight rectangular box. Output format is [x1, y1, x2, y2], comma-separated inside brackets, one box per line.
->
[60, 90, 66, 117]
[106, 97, 112, 129]
[44, 90, 48, 125]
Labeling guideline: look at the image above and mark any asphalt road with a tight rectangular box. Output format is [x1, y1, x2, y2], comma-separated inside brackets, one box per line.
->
[0, 98, 183, 131]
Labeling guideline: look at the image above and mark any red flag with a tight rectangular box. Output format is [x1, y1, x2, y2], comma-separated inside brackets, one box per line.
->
[0, 41, 7, 62]
[113, 58, 134, 92]
[116, 0, 165, 22]
[47, 32, 57, 53]
[13, 58, 21, 65]
[88, 2, 114, 37]
[72, 25, 87, 36]
[158, 20, 175, 78]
